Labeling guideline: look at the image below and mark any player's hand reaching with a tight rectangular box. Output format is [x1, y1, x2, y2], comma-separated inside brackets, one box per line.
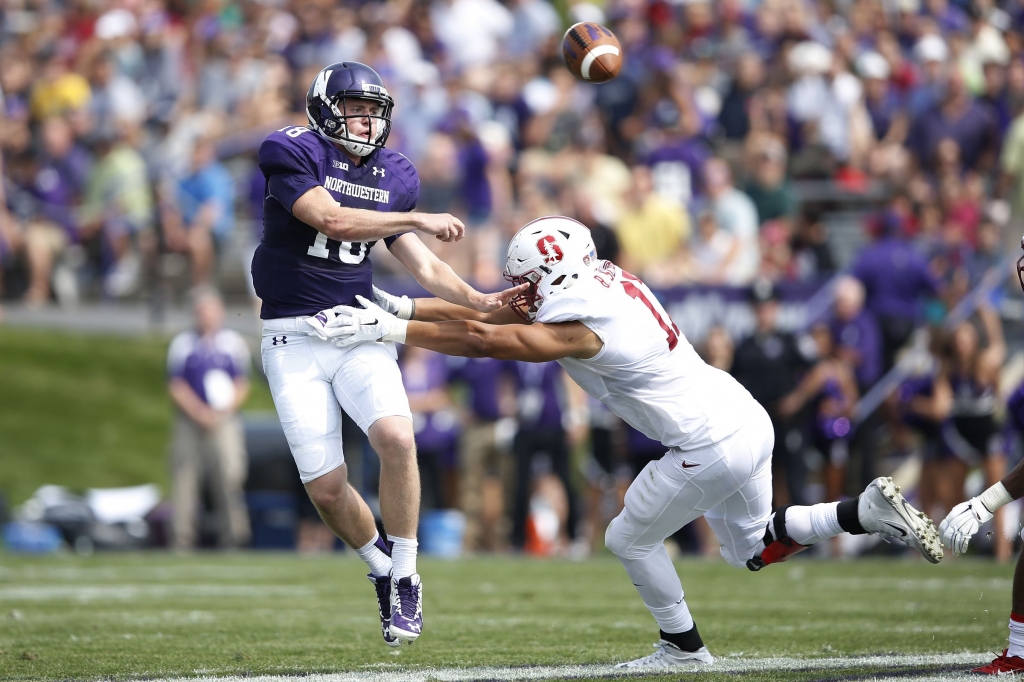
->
[469, 283, 531, 312]
[939, 500, 992, 555]
[416, 213, 465, 242]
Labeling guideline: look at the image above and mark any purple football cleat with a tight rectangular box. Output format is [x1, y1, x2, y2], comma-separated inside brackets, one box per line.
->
[368, 535, 399, 647]
[368, 574, 400, 647]
[388, 574, 423, 644]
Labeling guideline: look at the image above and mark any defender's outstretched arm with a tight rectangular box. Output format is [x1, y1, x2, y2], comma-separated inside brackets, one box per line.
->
[405, 319, 602, 362]
[412, 298, 526, 325]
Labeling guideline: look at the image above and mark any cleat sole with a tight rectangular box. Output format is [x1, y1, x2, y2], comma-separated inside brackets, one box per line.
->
[873, 477, 943, 564]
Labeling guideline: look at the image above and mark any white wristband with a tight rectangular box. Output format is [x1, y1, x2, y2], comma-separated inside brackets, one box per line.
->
[977, 481, 1014, 514]
[382, 318, 408, 344]
[397, 296, 414, 320]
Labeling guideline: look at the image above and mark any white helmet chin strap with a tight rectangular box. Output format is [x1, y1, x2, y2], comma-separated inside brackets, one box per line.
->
[336, 120, 377, 157]
[339, 137, 375, 157]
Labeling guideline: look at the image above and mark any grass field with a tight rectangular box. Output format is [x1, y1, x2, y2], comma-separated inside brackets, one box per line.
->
[0, 327, 274, 506]
[0, 552, 1012, 682]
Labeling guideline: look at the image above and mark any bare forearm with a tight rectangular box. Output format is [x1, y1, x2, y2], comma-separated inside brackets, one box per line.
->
[412, 297, 488, 322]
[316, 207, 424, 242]
[406, 320, 493, 358]
[413, 259, 483, 309]
[412, 298, 525, 325]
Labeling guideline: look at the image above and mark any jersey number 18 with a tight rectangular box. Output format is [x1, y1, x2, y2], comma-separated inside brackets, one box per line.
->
[307, 233, 368, 265]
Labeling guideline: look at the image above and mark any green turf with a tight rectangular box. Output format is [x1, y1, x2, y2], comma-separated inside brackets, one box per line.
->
[0, 328, 274, 507]
[0, 552, 1011, 681]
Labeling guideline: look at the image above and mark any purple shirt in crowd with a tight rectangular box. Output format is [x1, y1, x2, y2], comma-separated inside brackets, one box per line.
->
[401, 350, 459, 451]
[447, 356, 507, 422]
[909, 100, 996, 169]
[167, 329, 251, 408]
[511, 361, 564, 430]
[852, 236, 939, 320]
[830, 309, 883, 389]
[29, 147, 91, 236]
[252, 125, 418, 319]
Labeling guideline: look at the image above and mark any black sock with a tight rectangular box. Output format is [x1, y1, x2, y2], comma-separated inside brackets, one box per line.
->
[660, 624, 704, 652]
[837, 496, 866, 535]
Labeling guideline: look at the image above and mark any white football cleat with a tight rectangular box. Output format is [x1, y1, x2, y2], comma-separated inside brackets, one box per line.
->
[858, 476, 943, 564]
[615, 640, 715, 669]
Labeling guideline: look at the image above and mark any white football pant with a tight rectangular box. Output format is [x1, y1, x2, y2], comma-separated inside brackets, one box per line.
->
[605, 404, 774, 633]
[261, 317, 413, 483]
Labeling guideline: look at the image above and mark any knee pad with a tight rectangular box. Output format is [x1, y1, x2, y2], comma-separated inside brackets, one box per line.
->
[746, 505, 808, 572]
[605, 513, 630, 557]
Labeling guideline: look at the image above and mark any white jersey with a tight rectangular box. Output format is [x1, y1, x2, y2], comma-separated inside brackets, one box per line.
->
[536, 262, 759, 451]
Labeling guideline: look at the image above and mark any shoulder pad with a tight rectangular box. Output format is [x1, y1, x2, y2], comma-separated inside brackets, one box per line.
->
[536, 287, 592, 325]
[379, 148, 419, 195]
[259, 128, 325, 175]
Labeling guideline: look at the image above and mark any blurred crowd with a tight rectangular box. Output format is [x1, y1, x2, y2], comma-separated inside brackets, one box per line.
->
[5, 0, 1024, 557]
[2, 0, 1024, 299]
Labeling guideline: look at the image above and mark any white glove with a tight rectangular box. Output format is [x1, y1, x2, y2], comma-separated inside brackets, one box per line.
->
[325, 295, 408, 347]
[303, 306, 351, 341]
[939, 500, 993, 555]
[372, 285, 414, 320]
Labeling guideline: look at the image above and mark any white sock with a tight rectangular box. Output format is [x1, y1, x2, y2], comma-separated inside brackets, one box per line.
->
[355, 534, 392, 578]
[617, 545, 694, 634]
[390, 536, 418, 578]
[1009, 613, 1024, 658]
[783, 503, 844, 546]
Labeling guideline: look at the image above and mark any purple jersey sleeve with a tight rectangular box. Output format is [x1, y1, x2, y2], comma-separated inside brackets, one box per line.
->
[383, 151, 420, 249]
[259, 132, 322, 214]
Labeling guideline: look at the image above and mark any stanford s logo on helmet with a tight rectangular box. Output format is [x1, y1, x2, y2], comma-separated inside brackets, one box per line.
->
[504, 216, 598, 321]
[306, 62, 395, 157]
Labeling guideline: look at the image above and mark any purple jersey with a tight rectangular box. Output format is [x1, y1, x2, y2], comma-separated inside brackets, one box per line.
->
[252, 125, 419, 319]
[167, 329, 251, 408]
[511, 361, 564, 430]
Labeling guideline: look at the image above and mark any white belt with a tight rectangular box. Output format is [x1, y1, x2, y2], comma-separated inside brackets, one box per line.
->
[262, 316, 313, 334]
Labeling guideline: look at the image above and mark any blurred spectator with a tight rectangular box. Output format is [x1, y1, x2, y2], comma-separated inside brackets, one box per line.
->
[900, 334, 954, 524]
[401, 347, 460, 510]
[830, 275, 883, 392]
[161, 137, 235, 286]
[730, 280, 815, 505]
[790, 212, 836, 280]
[615, 165, 691, 278]
[701, 325, 734, 372]
[777, 323, 859, 511]
[852, 212, 940, 371]
[78, 123, 154, 298]
[449, 356, 516, 551]
[14, 117, 91, 305]
[910, 69, 997, 172]
[509, 361, 579, 552]
[743, 135, 797, 227]
[30, 52, 91, 121]
[704, 158, 759, 285]
[688, 211, 737, 285]
[167, 288, 251, 550]
[944, 306, 1008, 558]
[718, 52, 765, 141]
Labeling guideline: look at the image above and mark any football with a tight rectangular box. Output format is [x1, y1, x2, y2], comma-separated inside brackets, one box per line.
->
[561, 22, 622, 84]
